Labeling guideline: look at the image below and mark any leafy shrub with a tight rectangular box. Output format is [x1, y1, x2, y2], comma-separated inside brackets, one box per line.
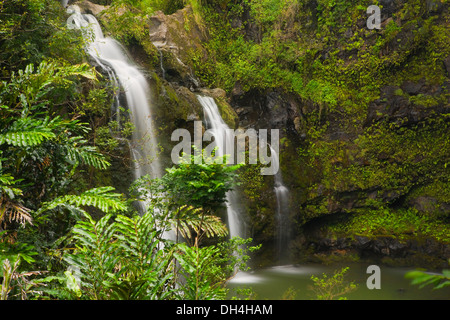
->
[309, 267, 357, 300]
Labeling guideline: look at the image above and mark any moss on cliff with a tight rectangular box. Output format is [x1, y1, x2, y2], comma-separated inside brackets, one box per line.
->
[184, 0, 449, 263]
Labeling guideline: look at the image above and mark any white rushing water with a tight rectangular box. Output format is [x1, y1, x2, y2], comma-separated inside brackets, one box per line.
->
[197, 95, 245, 240]
[66, 6, 175, 240]
[67, 6, 162, 180]
[270, 145, 290, 261]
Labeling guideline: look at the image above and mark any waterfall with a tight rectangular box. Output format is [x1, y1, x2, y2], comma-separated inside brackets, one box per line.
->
[66, 5, 177, 243]
[156, 48, 166, 80]
[197, 96, 245, 240]
[270, 146, 290, 262]
[67, 6, 162, 180]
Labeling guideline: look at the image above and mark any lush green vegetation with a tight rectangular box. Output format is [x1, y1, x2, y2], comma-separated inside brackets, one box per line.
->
[0, 0, 258, 300]
[406, 266, 450, 290]
[309, 266, 357, 300]
[1, 0, 449, 300]
[324, 208, 450, 243]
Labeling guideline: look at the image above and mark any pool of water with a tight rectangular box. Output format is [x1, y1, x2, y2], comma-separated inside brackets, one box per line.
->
[226, 262, 450, 300]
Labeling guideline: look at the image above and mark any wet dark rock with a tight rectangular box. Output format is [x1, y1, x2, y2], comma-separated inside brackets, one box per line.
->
[444, 55, 450, 76]
[147, 6, 207, 89]
[401, 79, 425, 95]
[409, 196, 439, 213]
[365, 83, 450, 127]
[426, 0, 445, 14]
[355, 236, 371, 247]
[379, 0, 399, 21]
[230, 89, 303, 136]
[302, 233, 448, 268]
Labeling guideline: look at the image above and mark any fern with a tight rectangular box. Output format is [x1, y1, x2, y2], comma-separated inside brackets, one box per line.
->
[171, 205, 228, 246]
[0, 173, 32, 228]
[0, 197, 33, 228]
[113, 212, 174, 299]
[0, 116, 57, 147]
[64, 213, 119, 300]
[1, 61, 97, 112]
[62, 136, 110, 170]
[0, 130, 55, 147]
[406, 269, 450, 290]
[174, 243, 226, 300]
[37, 186, 127, 216]
[174, 207, 228, 241]
[63, 211, 175, 300]
[0, 114, 110, 169]
[0, 173, 23, 199]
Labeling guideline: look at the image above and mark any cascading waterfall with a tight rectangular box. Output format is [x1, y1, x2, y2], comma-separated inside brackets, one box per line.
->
[67, 6, 162, 181]
[66, 6, 174, 242]
[67, 5, 289, 255]
[197, 95, 290, 253]
[270, 146, 290, 262]
[197, 95, 245, 240]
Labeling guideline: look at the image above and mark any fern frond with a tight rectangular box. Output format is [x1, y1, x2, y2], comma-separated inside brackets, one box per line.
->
[0, 130, 55, 147]
[114, 212, 164, 266]
[0, 173, 23, 199]
[63, 136, 110, 170]
[173, 206, 228, 240]
[37, 187, 127, 216]
[0, 195, 33, 228]
[0, 116, 56, 147]
[0, 116, 72, 147]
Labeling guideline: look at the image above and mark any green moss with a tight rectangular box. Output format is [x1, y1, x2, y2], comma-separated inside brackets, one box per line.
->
[99, 4, 159, 68]
[149, 72, 194, 133]
[215, 97, 239, 129]
[324, 208, 450, 244]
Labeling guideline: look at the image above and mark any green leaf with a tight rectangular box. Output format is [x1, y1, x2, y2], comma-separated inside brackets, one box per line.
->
[64, 270, 82, 298]
[37, 187, 127, 216]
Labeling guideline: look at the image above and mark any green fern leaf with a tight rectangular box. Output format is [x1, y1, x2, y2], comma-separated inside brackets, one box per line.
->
[37, 187, 127, 216]
[0, 130, 55, 147]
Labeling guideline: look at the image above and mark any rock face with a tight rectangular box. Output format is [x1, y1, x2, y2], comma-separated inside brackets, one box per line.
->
[230, 88, 302, 134]
[220, 1, 448, 266]
[296, 233, 450, 269]
[148, 6, 207, 89]
[365, 81, 450, 127]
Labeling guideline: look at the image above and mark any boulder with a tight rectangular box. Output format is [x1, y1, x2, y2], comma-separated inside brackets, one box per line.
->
[147, 6, 208, 88]
[73, 0, 107, 15]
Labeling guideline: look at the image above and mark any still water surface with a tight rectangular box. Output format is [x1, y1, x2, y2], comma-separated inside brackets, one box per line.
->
[227, 262, 450, 300]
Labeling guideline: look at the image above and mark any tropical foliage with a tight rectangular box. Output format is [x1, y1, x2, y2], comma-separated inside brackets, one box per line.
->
[0, 0, 258, 300]
[1, 0, 449, 301]
[405, 266, 450, 290]
[309, 267, 358, 300]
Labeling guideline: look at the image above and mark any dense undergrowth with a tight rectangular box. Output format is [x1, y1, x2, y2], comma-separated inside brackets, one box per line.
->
[0, 0, 449, 300]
